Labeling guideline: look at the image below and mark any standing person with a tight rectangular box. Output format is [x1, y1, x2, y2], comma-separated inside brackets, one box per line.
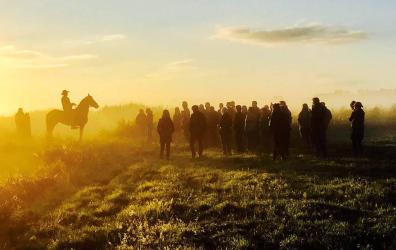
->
[208, 106, 220, 147]
[322, 102, 333, 130]
[15, 108, 31, 137]
[349, 102, 365, 156]
[269, 103, 287, 160]
[146, 108, 154, 143]
[245, 107, 260, 153]
[311, 98, 327, 157]
[189, 105, 207, 158]
[259, 105, 271, 154]
[234, 105, 246, 153]
[219, 107, 233, 155]
[157, 110, 175, 160]
[218, 103, 224, 116]
[204, 102, 213, 147]
[173, 107, 182, 141]
[181, 101, 191, 142]
[135, 109, 147, 139]
[298, 103, 312, 146]
[279, 101, 292, 156]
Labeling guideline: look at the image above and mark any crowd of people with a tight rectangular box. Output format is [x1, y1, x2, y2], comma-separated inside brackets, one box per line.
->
[135, 98, 365, 160]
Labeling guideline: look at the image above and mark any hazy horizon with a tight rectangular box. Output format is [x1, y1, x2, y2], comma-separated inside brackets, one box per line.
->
[1, 0, 395, 115]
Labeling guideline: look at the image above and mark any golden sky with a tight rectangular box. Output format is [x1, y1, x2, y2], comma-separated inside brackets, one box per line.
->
[0, 1, 395, 115]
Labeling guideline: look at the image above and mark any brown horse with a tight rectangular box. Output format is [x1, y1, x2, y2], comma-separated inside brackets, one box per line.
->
[46, 94, 99, 141]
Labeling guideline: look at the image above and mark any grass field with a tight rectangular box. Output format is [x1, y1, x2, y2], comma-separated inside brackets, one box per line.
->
[1, 138, 395, 249]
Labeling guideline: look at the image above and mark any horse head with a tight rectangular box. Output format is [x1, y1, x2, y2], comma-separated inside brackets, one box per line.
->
[81, 94, 99, 109]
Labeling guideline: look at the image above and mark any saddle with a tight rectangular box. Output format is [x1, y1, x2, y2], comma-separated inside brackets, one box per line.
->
[64, 109, 79, 128]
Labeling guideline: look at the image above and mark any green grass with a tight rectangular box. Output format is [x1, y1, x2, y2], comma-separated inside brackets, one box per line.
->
[1, 140, 395, 249]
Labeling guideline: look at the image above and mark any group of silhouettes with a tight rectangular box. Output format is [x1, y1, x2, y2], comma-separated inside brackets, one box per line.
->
[135, 98, 365, 160]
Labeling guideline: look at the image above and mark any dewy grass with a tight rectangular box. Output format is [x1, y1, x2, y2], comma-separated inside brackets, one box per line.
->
[1, 139, 396, 249]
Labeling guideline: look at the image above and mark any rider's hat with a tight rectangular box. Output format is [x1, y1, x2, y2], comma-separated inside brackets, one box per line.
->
[61, 90, 69, 95]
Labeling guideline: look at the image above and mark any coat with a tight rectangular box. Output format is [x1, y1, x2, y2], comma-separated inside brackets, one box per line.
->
[157, 117, 174, 143]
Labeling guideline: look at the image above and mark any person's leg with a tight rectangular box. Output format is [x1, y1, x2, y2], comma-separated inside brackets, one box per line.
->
[198, 136, 204, 157]
[190, 136, 196, 158]
[166, 141, 171, 159]
[227, 132, 232, 155]
[221, 133, 227, 155]
[273, 135, 278, 160]
[160, 141, 165, 158]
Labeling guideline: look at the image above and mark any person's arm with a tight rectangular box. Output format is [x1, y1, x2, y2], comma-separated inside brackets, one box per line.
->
[349, 111, 354, 122]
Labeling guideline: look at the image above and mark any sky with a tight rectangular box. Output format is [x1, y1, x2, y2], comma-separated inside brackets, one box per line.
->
[0, 0, 395, 115]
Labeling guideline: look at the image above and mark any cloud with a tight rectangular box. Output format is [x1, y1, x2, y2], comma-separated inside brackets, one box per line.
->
[101, 34, 126, 41]
[213, 24, 368, 45]
[13, 63, 68, 69]
[65, 34, 127, 46]
[144, 59, 196, 80]
[0, 45, 44, 59]
[59, 54, 98, 61]
[0, 45, 97, 69]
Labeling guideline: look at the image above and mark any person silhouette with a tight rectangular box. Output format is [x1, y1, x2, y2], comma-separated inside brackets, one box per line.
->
[136, 109, 147, 137]
[298, 103, 312, 147]
[61, 90, 76, 128]
[173, 107, 182, 141]
[234, 105, 246, 153]
[181, 101, 191, 142]
[349, 102, 365, 156]
[146, 108, 154, 143]
[157, 110, 175, 160]
[219, 107, 233, 155]
[15, 108, 31, 137]
[189, 105, 207, 158]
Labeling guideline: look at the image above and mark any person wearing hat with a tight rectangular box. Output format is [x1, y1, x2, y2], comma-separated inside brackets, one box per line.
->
[61, 90, 76, 127]
[349, 102, 365, 156]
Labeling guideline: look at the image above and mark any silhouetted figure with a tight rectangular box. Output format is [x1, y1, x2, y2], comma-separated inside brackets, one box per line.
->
[206, 106, 220, 147]
[259, 105, 271, 153]
[173, 107, 182, 140]
[218, 103, 224, 115]
[199, 104, 205, 113]
[228, 101, 236, 120]
[220, 107, 233, 155]
[234, 105, 246, 153]
[298, 103, 312, 146]
[189, 105, 207, 158]
[181, 101, 191, 142]
[157, 110, 175, 160]
[204, 102, 213, 147]
[349, 102, 365, 156]
[280, 101, 292, 155]
[61, 90, 77, 128]
[311, 98, 328, 157]
[270, 103, 289, 160]
[15, 108, 31, 137]
[146, 108, 154, 143]
[245, 106, 260, 153]
[322, 102, 332, 130]
[135, 109, 147, 137]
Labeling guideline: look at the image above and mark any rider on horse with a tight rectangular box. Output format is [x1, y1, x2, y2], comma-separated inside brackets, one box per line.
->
[61, 90, 77, 128]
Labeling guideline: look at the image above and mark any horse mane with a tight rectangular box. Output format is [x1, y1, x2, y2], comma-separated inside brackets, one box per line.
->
[77, 95, 91, 109]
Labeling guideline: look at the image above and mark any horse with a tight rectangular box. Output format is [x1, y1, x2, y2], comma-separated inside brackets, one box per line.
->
[46, 94, 99, 141]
